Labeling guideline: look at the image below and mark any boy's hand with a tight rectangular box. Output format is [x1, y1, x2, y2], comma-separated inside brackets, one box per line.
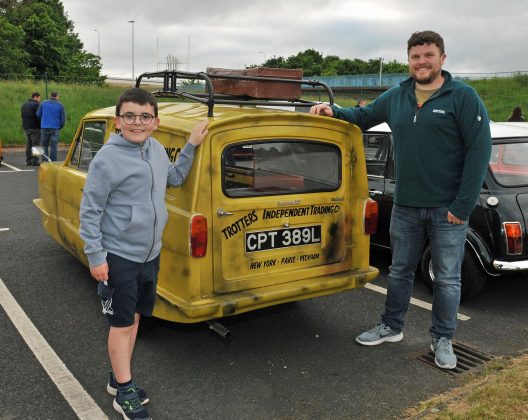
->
[188, 121, 209, 146]
[90, 262, 109, 282]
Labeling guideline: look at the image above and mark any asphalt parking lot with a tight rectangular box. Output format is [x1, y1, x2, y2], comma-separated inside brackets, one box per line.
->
[1, 147, 528, 419]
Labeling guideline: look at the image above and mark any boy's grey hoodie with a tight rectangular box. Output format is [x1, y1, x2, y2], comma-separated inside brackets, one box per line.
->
[80, 133, 196, 267]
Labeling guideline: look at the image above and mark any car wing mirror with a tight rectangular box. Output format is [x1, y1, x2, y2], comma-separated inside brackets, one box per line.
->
[32, 146, 51, 162]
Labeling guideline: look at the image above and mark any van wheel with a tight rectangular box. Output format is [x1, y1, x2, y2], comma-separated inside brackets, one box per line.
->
[419, 246, 487, 300]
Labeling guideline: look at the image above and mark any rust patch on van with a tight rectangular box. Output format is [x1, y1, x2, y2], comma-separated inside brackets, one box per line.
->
[323, 221, 343, 262]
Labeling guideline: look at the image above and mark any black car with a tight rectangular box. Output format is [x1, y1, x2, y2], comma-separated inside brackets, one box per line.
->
[364, 122, 528, 299]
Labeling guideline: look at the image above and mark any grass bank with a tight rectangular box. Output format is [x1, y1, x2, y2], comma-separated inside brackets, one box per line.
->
[0, 80, 127, 145]
[405, 353, 528, 418]
[2, 75, 528, 145]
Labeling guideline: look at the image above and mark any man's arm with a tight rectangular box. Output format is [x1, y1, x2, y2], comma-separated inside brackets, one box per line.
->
[310, 95, 389, 131]
[449, 89, 492, 221]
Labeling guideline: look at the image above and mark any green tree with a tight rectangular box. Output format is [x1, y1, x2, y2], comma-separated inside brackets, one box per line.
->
[383, 59, 408, 73]
[1, 0, 104, 82]
[263, 55, 286, 68]
[62, 52, 105, 84]
[0, 15, 30, 75]
[285, 49, 324, 76]
[260, 49, 407, 77]
[322, 55, 340, 76]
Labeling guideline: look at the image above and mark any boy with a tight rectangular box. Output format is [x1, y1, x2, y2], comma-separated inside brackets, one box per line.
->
[80, 88, 208, 420]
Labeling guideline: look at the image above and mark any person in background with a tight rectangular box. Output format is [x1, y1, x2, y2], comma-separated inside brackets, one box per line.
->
[36, 91, 65, 161]
[21, 92, 41, 166]
[355, 99, 366, 107]
[310, 30, 492, 370]
[508, 106, 525, 122]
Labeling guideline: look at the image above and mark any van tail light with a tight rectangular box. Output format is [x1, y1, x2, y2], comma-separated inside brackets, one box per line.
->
[190, 215, 207, 257]
[504, 222, 522, 255]
[364, 198, 378, 235]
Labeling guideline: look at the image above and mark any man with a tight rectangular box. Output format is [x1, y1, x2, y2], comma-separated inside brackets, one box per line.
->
[36, 91, 65, 161]
[21, 92, 41, 166]
[310, 30, 491, 369]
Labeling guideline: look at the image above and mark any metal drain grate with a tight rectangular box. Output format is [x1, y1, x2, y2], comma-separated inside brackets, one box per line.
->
[414, 341, 494, 376]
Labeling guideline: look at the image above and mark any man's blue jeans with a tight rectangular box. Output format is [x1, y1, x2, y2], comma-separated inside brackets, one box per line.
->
[40, 128, 60, 161]
[381, 205, 468, 339]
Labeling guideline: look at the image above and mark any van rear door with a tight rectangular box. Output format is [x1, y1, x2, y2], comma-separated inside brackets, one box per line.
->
[211, 122, 354, 293]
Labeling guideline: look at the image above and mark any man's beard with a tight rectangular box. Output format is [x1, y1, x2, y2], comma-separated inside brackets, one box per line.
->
[410, 67, 441, 85]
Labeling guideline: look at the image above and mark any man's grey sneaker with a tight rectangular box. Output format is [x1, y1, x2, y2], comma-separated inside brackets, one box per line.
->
[355, 322, 403, 346]
[431, 337, 457, 369]
[107, 373, 150, 405]
[113, 383, 151, 420]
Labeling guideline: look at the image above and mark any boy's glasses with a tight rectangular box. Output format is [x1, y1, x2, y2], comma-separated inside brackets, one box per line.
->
[119, 112, 155, 125]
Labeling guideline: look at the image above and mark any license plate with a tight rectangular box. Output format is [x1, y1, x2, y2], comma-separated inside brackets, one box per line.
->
[245, 225, 321, 252]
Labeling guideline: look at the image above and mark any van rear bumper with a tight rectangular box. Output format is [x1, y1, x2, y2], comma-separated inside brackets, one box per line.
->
[153, 266, 379, 323]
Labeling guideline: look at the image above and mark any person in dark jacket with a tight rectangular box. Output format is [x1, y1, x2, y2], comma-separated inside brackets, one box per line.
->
[21, 92, 41, 166]
[80, 88, 208, 420]
[508, 106, 525, 122]
[310, 30, 492, 370]
[36, 91, 65, 162]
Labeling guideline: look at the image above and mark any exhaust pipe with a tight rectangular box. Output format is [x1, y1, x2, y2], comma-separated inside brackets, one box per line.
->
[207, 320, 231, 339]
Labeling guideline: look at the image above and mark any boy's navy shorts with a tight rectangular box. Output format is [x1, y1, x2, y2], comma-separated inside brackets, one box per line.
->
[98, 252, 160, 328]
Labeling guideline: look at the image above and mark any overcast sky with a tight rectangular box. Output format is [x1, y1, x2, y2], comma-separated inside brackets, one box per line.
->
[62, 0, 528, 79]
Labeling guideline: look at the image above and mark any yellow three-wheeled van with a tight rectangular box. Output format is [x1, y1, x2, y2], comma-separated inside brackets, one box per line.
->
[34, 69, 379, 324]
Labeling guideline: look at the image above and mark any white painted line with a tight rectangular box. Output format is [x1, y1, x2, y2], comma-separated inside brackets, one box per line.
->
[0, 228, 9, 232]
[0, 162, 35, 172]
[1, 162, 22, 171]
[0, 277, 108, 419]
[364, 282, 471, 321]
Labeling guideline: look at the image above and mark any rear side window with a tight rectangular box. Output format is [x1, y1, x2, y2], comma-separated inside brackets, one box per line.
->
[364, 133, 391, 177]
[489, 142, 528, 186]
[70, 120, 106, 171]
[223, 140, 341, 197]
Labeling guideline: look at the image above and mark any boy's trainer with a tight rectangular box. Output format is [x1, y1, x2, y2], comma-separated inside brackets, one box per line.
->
[107, 372, 150, 405]
[355, 322, 403, 346]
[431, 336, 457, 369]
[113, 383, 151, 420]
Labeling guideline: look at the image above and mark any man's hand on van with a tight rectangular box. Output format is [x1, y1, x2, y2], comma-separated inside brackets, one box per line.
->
[188, 121, 209, 146]
[309, 104, 334, 117]
[90, 262, 109, 282]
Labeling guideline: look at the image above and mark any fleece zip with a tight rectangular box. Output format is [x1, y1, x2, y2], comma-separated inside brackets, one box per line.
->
[331, 70, 492, 220]
[80, 133, 196, 267]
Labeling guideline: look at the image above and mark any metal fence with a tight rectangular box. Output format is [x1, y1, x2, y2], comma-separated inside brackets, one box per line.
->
[3, 71, 528, 91]
[308, 71, 528, 88]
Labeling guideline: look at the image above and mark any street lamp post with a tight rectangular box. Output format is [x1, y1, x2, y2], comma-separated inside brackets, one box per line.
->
[128, 20, 135, 85]
[379, 57, 383, 87]
[93, 29, 100, 57]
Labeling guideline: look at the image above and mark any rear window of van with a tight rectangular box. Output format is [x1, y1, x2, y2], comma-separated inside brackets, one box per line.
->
[223, 140, 341, 197]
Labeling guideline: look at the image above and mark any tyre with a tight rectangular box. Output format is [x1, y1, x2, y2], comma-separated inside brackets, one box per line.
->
[419, 245, 487, 300]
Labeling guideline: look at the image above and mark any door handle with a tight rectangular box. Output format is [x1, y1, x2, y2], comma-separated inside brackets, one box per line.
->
[217, 208, 234, 217]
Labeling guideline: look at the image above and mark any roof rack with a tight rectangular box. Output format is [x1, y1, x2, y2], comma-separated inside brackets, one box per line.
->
[135, 70, 334, 117]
